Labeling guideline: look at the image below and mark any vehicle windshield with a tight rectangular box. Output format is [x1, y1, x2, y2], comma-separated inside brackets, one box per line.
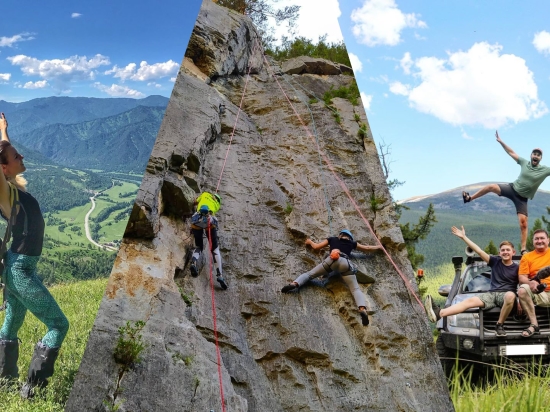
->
[461, 263, 491, 293]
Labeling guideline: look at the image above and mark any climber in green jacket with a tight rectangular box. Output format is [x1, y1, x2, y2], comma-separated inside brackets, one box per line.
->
[189, 191, 227, 289]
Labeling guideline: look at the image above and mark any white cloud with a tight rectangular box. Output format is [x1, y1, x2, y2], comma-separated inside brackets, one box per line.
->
[389, 81, 410, 96]
[8, 54, 110, 87]
[533, 31, 550, 56]
[71, 13, 82, 18]
[270, 0, 343, 43]
[351, 0, 427, 47]
[0, 73, 10, 81]
[360, 91, 372, 111]
[0, 33, 34, 48]
[395, 42, 547, 128]
[93, 82, 145, 98]
[400, 52, 413, 74]
[170, 77, 176, 82]
[348, 53, 363, 73]
[147, 82, 162, 88]
[20, 80, 49, 89]
[106, 60, 179, 82]
[461, 130, 474, 140]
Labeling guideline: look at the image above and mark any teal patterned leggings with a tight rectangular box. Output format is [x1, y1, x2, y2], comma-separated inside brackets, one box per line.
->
[0, 251, 69, 348]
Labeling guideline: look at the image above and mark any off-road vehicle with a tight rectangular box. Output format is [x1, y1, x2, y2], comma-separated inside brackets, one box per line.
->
[435, 252, 550, 375]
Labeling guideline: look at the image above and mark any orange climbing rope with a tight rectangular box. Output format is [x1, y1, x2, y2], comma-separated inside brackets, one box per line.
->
[259, 51, 424, 308]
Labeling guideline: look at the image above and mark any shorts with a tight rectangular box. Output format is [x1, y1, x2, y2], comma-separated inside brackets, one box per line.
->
[518, 284, 550, 306]
[478, 291, 515, 310]
[498, 183, 528, 216]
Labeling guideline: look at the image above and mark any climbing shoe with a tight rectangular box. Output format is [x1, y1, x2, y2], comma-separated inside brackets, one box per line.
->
[190, 263, 199, 278]
[424, 295, 441, 323]
[281, 283, 298, 293]
[360, 311, 369, 326]
[495, 323, 507, 337]
[217, 276, 228, 290]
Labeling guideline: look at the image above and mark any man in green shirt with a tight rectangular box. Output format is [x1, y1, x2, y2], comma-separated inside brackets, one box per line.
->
[463, 131, 550, 254]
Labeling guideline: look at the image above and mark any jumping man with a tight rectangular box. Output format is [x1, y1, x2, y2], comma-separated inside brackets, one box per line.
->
[462, 131, 550, 254]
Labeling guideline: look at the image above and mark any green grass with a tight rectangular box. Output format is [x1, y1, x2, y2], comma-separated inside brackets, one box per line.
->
[0, 278, 108, 411]
[450, 364, 550, 411]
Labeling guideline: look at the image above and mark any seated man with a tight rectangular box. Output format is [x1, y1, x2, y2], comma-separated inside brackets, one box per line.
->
[517, 229, 550, 337]
[189, 191, 227, 290]
[424, 226, 518, 337]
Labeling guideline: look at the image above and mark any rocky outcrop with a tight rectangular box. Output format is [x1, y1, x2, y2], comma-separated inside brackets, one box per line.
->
[281, 56, 352, 76]
[67, 1, 453, 411]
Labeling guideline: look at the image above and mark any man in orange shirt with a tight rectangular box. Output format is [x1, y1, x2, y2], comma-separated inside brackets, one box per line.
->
[517, 229, 550, 337]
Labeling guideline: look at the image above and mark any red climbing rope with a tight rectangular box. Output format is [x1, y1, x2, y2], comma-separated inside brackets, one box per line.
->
[207, 220, 227, 412]
[207, 38, 262, 412]
[261, 53, 424, 308]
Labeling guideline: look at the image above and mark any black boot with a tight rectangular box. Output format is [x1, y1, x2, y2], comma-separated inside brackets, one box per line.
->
[0, 338, 19, 382]
[20, 342, 59, 399]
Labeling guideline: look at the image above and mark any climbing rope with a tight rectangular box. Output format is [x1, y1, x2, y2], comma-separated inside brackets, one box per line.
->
[261, 54, 423, 308]
[279, 74, 333, 236]
[215, 38, 262, 194]
[205, 37, 263, 412]
[206, 220, 226, 412]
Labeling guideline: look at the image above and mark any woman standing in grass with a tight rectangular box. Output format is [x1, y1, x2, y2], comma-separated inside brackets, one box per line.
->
[0, 113, 69, 398]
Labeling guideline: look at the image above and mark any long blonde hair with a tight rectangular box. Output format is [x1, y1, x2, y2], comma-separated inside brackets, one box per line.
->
[0, 140, 27, 192]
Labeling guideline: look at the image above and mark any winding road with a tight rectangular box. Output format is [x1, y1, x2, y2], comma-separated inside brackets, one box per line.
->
[83, 186, 118, 252]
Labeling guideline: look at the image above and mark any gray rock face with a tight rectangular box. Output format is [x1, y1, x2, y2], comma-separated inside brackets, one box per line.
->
[67, 1, 454, 411]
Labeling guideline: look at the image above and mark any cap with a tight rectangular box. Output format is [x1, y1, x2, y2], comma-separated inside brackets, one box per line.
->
[532, 148, 543, 156]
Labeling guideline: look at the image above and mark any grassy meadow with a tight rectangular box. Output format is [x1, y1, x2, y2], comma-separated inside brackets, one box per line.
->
[0, 278, 108, 411]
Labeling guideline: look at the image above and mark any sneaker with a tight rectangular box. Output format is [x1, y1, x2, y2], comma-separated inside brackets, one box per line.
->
[190, 263, 199, 278]
[495, 323, 507, 337]
[281, 283, 298, 293]
[424, 295, 441, 322]
[217, 276, 228, 290]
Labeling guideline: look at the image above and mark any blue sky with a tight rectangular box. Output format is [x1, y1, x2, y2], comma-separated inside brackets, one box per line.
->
[5, 0, 550, 202]
[274, 0, 550, 201]
[0, 0, 202, 101]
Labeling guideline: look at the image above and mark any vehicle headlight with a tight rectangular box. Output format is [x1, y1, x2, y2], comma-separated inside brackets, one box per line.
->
[448, 313, 479, 328]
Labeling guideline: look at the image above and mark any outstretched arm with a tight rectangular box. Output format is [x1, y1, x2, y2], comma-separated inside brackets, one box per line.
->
[0, 113, 12, 217]
[355, 243, 383, 253]
[0, 113, 9, 143]
[495, 131, 519, 162]
[451, 226, 490, 263]
[305, 238, 329, 250]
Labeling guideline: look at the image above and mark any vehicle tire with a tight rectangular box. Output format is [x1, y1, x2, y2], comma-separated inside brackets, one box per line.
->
[436, 334, 458, 379]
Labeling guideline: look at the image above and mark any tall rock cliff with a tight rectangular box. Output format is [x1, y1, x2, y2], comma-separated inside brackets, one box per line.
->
[67, 1, 453, 411]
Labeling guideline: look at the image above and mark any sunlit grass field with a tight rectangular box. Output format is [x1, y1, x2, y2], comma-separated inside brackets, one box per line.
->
[0, 278, 107, 411]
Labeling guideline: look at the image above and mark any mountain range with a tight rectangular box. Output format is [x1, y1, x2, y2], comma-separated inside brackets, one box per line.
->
[0, 95, 169, 173]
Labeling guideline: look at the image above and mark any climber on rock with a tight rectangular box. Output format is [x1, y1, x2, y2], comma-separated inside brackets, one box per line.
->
[462, 131, 550, 254]
[281, 229, 382, 326]
[189, 191, 227, 290]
